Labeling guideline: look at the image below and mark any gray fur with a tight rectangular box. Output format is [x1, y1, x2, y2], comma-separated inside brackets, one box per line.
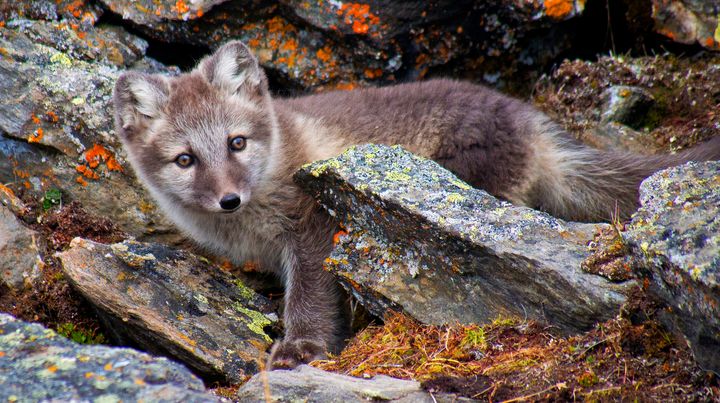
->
[113, 41, 720, 369]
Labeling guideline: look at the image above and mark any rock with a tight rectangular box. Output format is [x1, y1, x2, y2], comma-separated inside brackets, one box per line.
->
[652, 0, 720, 51]
[534, 55, 720, 152]
[0, 313, 219, 402]
[0, 205, 42, 290]
[295, 144, 633, 333]
[97, 0, 587, 92]
[57, 238, 277, 383]
[600, 86, 655, 130]
[0, 0, 103, 24]
[0, 18, 181, 243]
[624, 161, 720, 373]
[236, 365, 461, 402]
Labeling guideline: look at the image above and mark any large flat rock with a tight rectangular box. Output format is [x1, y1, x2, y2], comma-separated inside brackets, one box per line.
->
[624, 161, 720, 373]
[0, 313, 219, 402]
[295, 144, 633, 333]
[57, 238, 276, 383]
[237, 365, 462, 402]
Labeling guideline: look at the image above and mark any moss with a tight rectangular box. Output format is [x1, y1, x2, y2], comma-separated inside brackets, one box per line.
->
[232, 303, 271, 342]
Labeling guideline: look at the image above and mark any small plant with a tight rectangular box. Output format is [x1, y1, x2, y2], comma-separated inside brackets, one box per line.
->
[461, 327, 486, 350]
[42, 188, 62, 211]
[56, 322, 106, 345]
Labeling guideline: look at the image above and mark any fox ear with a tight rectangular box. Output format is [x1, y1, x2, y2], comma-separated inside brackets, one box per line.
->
[113, 72, 169, 141]
[199, 41, 267, 98]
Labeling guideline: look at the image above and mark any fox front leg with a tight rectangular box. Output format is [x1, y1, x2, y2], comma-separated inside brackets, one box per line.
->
[268, 231, 345, 369]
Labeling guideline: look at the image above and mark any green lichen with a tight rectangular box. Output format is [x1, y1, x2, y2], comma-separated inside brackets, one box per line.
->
[50, 52, 72, 67]
[449, 178, 471, 190]
[309, 159, 342, 177]
[385, 171, 411, 182]
[445, 193, 465, 203]
[232, 303, 272, 342]
[234, 279, 256, 301]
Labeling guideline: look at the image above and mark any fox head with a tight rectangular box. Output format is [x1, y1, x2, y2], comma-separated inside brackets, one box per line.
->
[113, 41, 278, 215]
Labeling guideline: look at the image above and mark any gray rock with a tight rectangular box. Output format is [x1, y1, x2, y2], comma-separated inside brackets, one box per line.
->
[0, 204, 41, 290]
[0, 313, 219, 402]
[295, 144, 633, 333]
[652, 0, 720, 51]
[601, 85, 655, 130]
[0, 18, 180, 243]
[624, 161, 720, 373]
[57, 238, 277, 383]
[236, 365, 462, 402]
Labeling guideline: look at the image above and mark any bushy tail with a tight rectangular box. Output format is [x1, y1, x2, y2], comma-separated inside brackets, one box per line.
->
[530, 132, 720, 223]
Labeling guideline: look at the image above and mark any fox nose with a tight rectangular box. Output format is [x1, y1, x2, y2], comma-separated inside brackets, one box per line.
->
[219, 193, 241, 210]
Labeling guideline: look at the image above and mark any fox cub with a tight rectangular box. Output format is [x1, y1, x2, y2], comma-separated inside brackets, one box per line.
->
[113, 41, 720, 368]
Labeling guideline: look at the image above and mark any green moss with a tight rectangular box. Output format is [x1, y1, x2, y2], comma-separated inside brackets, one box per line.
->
[232, 303, 272, 342]
[461, 328, 486, 350]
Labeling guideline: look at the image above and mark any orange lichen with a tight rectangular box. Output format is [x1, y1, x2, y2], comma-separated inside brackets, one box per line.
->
[84, 144, 122, 172]
[65, 0, 84, 18]
[46, 111, 59, 123]
[316, 46, 332, 63]
[174, 0, 190, 14]
[28, 128, 44, 143]
[363, 68, 382, 79]
[196, 8, 204, 18]
[76, 176, 88, 186]
[333, 82, 357, 91]
[333, 230, 348, 245]
[337, 3, 380, 35]
[544, 0, 573, 20]
[31, 114, 41, 124]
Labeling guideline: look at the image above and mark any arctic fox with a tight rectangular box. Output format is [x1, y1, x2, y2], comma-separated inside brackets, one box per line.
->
[113, 41, 720, 368]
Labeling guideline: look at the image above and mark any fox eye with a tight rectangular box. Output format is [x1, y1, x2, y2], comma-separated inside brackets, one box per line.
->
[175, 153, 194, 168]
[229, 135, 247, 151]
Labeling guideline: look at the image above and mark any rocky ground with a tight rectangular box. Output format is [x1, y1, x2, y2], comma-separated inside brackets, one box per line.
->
[1, 0, 720, 401]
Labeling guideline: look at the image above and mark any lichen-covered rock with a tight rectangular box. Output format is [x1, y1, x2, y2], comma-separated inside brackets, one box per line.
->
[0, 18, 179, 242]
[57, 238, 277, 383]
[96, 0, 587, 92]
[652, 0, 720, 51]
[236, 365, 461, 402]
[295, 144, 633, 333]
[0, 205, 42, 290]
[0, 313, 219, 402]
[624, 161, 720, 373]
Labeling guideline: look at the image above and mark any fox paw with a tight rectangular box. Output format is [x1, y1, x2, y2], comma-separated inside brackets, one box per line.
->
[268, 338, 327, 369]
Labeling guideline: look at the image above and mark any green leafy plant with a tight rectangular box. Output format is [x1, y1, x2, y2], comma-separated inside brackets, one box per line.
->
[56, 322, 106, 345]
[42, 188, 62, 211]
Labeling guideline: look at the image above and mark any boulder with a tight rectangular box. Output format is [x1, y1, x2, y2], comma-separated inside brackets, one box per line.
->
[0, 18, 180, 243]
[624, 161, 720, 373]
[295, 144, 633, 334]
[0, 205, 42, 290]
[652, 0, 720, 51]
[96, 0, 588, 92]
[57, 238, 277, 383]
[0, 313, 219, 402]
[236, 365, 462, 402]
